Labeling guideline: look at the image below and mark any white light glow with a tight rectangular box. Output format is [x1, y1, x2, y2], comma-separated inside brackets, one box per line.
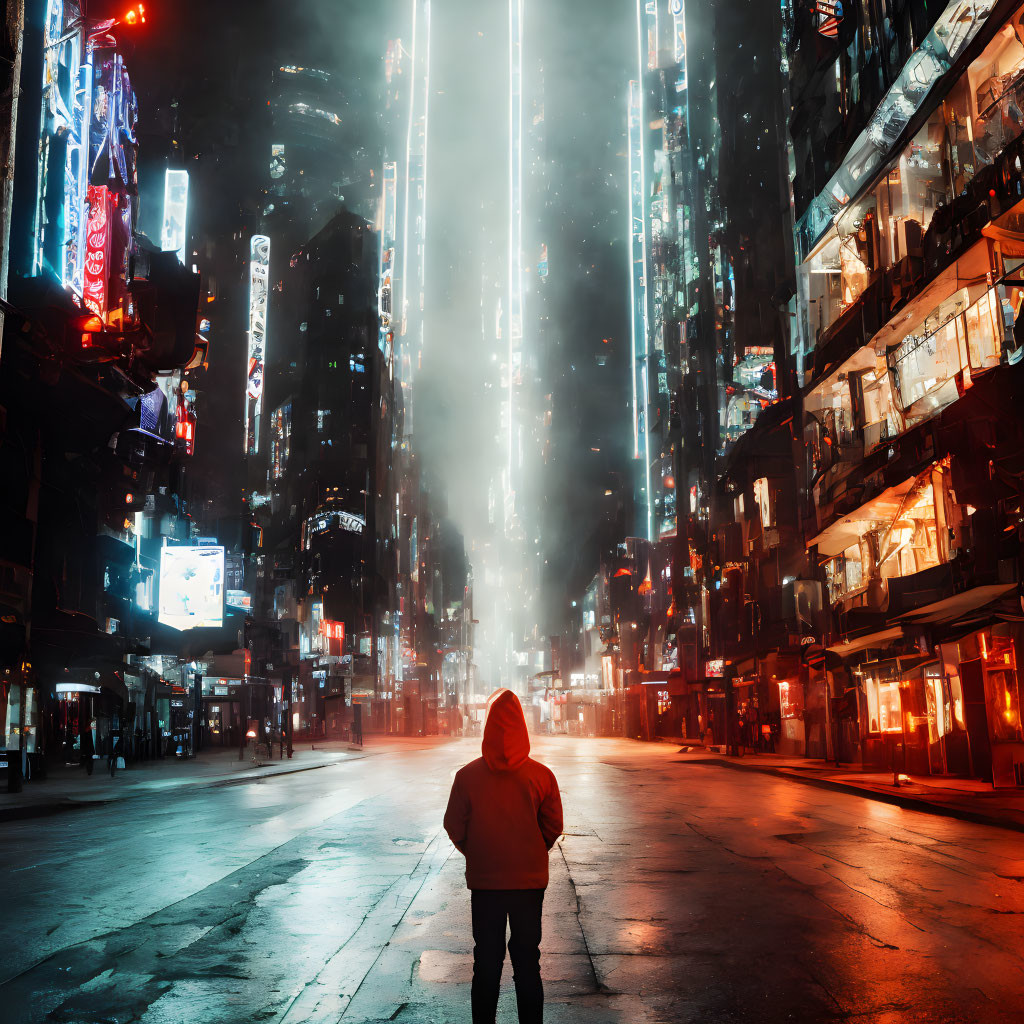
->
[158, 546, 225, 631]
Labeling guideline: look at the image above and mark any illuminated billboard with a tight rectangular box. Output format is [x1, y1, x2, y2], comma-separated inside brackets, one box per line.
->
[158, 546, 225, 630]
[244, 235, 271, 454]
[627, 77, 653, 541]
[161, 169, 189, 263]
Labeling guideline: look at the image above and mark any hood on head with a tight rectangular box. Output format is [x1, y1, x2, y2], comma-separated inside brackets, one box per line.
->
[482, 688, 530, 771]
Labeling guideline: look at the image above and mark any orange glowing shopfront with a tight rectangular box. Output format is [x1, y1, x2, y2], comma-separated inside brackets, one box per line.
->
[859, 629, 1024, 784]
[941, 628, 1024, 787]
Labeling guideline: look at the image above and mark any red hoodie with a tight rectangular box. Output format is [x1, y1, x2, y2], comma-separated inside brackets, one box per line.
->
[444, 689, 563, 890]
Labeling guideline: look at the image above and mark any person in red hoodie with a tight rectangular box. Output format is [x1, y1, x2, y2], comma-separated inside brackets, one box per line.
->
[444, 688, 563, 1024]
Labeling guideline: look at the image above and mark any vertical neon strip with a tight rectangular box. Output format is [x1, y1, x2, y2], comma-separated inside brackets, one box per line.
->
[634, 1, 653, 542]
[419, 0, 431, 360]
[399, 0, 418, 342]
[64, 34, 91, 294]
[627, 83, 640, 462]
[508, 0, 523, 496]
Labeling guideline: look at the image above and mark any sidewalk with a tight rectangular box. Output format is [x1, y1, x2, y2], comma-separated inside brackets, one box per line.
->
[666, 739, 1024, 833]
[0, 735, 452, 823]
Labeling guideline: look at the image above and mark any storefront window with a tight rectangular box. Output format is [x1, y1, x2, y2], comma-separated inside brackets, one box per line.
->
[801, 234, 845, 344]
[778, 680, 803, 719]
[924, 665, 950, 743]
[986, 635, 1022, 742]
[879, 482, 941, 579]
[998, 283, 1024, 364]
[2, 683, 20, 749]
[23, 686, 38, 753]
[725, 393, 763, 441]
[945, 10, 1024, 193]
[864, 673, 903, 734]
[888, 286, 1011, 424]
[859, 364, 901, 449]
[963, 288, 1002, 372]
[825, 544, 865, 603]
[890, 315, 966, 418]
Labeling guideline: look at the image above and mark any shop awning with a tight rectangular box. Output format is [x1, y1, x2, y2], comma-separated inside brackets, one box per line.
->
[898, 583, 1016, 626]
[807, 476, 917, 556]
[54, 670, 129, 703]
[827, 626, 903, 657]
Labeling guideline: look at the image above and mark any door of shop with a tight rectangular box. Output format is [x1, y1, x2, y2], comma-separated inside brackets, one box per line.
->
[960, 658, 993, 781]
[923, 664, 970, 775]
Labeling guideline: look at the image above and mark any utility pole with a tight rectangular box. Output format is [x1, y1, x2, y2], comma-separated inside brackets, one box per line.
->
[0, 0, 24, 354]
[192, 672, 203, 756]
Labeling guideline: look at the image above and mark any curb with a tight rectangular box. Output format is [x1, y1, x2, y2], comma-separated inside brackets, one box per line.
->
[673, 757, 1024, 834]
[0, 753, 353, 824]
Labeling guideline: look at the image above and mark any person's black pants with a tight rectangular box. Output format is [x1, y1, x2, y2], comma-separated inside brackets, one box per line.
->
[470, 888, 544, 1024]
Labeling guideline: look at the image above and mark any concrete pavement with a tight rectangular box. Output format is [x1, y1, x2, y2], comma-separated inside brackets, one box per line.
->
[2, 736, 1023, 1022]
[669, 742, 1024, 832]
[0, 736, 445, 821]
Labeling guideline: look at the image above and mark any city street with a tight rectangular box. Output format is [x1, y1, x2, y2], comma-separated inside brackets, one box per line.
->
[2, 736, 1023, 1024]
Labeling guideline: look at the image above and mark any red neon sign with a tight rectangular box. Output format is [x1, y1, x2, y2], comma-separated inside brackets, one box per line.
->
[84, 186, 113, 317]
[318, 619, 345, 642]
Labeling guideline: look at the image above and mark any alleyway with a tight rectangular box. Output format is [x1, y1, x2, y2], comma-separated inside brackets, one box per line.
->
[3, 737, 1023, 1023]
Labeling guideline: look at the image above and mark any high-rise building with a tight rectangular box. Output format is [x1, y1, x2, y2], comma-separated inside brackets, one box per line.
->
[1, 0, 206, 780]
[790, 0, 1024, 782]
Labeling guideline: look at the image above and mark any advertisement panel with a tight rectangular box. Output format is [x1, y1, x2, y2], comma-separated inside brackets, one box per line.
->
[380, 159, 397, 359]
[269, 143, 286, 180]
[158, 546, 225, 630]
[671, 0, 687, 71]
[90, 51, 137, 190]
[244, 235, 271, 454]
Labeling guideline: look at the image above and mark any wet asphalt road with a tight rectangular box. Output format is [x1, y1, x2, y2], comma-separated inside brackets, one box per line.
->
[2, 736, 1023, 1024]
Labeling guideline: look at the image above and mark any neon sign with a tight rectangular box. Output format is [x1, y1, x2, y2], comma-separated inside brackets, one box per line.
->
[318, 620, 345, 641]
[83, 185, 112, 316]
